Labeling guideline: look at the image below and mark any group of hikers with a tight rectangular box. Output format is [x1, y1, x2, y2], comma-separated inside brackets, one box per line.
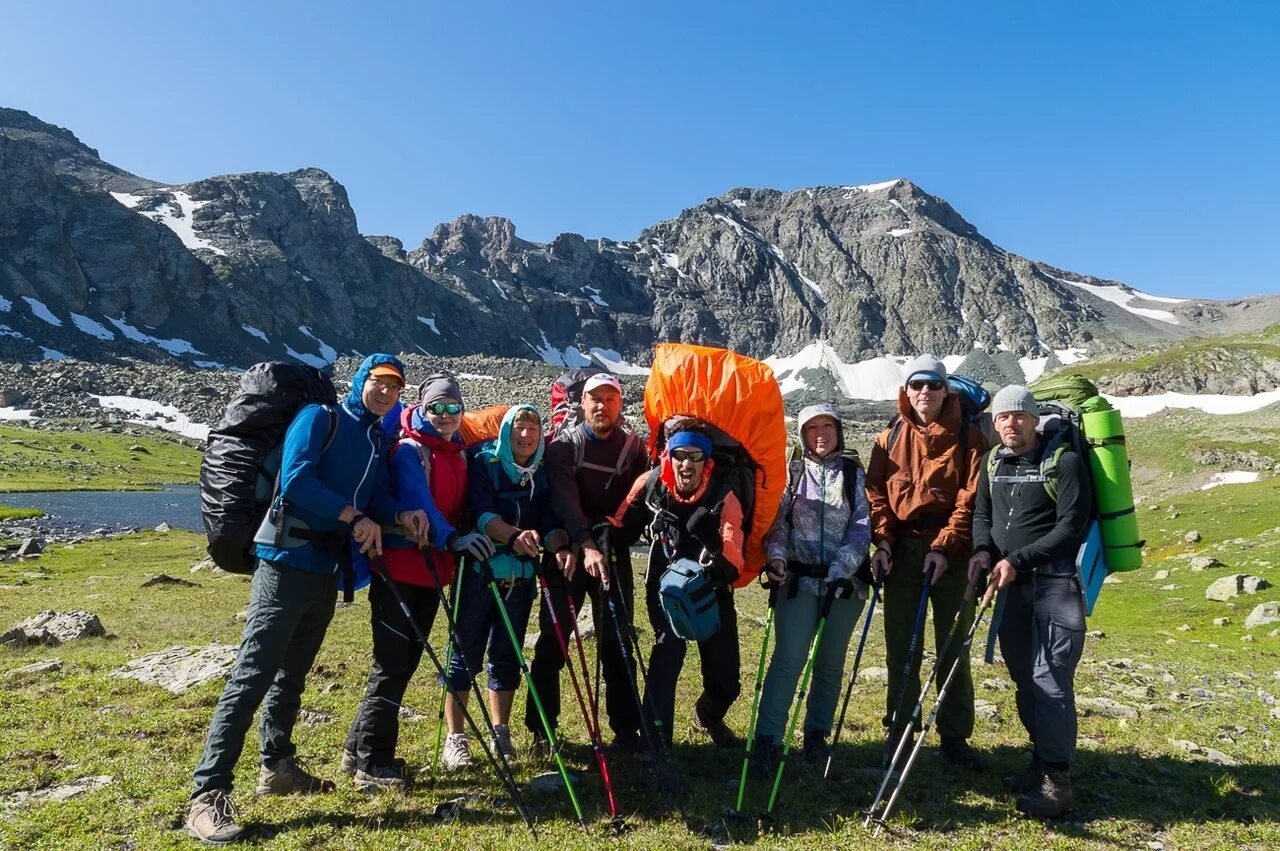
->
[185, 349, 1108, 844]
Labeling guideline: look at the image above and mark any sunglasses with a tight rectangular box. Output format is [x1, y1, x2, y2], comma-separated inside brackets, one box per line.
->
[907, 379, 945, 392]
[426, 402, 463, 415]
[670, 448, 707, 463]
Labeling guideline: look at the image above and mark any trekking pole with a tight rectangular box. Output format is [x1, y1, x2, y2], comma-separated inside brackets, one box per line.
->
[367, 553, 534, 832]
[824, 574, 882, 781]
[433, 564, 465, 771]
[481, 561, 587, 828]
[870, 581, 996, 834]
[765, 579, 853, 816]
[594, 528, 678, 808]
[885, 566, 935, 736]
[539, 567, 621, 819]
[865, 571, 982, 827]
[983, 590, 1006, 664]
[734, 581, 779, 815]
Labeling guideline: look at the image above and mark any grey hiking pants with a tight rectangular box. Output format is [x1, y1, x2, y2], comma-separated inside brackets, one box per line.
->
[192, 559, 336, 796]
[997, 572, 1086, 766]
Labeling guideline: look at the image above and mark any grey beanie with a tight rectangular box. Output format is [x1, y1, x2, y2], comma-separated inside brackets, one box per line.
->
[902, 354, 948, 387]
[991, 385, 1039, 418]
[418, 372, 463, 406]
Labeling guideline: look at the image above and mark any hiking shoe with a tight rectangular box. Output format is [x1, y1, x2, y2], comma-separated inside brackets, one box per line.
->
[609, 729, 643, 756]
[1016, 767, 1074, 819]
[339, 749, 357, 777]
[442, 733, 473, 770]
[186, 789, 246, 845]
[492, 724, 517, 760]
[802, 729, 830, 765]
[748, 735, 780, 781]
[693, 704, 742, 750]
[353, 760, 411, 794]
[881, 728, 915, 770]
[530, 730, 553, 760]
[1005, 753, 1043, 795]
[255, 756, 334, 795]
[940, 737, 986, 771]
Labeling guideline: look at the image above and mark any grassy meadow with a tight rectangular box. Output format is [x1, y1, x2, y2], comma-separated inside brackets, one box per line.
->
[0, 407, 1278, 849]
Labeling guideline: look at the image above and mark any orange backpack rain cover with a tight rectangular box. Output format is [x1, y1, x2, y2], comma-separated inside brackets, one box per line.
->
[643, 343, 788, 588]
[459, 405, 509, 449]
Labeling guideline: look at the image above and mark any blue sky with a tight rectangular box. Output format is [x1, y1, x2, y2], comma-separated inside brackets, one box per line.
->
[3, 1, 1277, 298]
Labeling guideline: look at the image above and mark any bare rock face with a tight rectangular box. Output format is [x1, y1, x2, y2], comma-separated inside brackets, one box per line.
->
[109, 643, 238, 694]
[5, 107, 1250, 377]
[1, 611, 104, 648]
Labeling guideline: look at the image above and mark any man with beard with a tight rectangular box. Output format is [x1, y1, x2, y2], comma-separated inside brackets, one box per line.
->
[528, 373, 648, 754]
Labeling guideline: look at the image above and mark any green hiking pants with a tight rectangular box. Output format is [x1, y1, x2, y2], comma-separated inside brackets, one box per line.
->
[881, 538, 975, 740]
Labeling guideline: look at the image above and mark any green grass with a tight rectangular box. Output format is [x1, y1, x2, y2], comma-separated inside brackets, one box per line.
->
[0, 425, 203, 492]
[1062, 320, 1280, 385]
[0, 505, 43, 521]
[1, 474, 1277, 851]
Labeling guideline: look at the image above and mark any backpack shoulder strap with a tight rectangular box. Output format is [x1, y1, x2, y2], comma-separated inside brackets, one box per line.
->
[885, 414, 905, 454]
[321, 406, 339, 454]
[1041, 441, 1068, 503]
[984, 445, 1000, 495]
[840, 454, 863, 507]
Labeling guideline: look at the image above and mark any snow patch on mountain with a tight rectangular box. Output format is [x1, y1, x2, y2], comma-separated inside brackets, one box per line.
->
[106, 316, 202, 356]
[1200, 471, 1261, 490]
[0, 295, 12, 312]
[767, 342, 910, 400]
[91, 394, 210, 441]
[590, 348, 650, 376]
[581, 285, 609, 307]
[241, 324, 269, 343]
[416, 315, 442, 335]
[298, 325, 338, 364]
[23, 297, 62, 327]
[283, 345, 328, 369]
[1106, 388, 1280, 419]
[70, 313, 115, 341]
[1053, 276, 1180, 325]
[122, 190, 228, 257]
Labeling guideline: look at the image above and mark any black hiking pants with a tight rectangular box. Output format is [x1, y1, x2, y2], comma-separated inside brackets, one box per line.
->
[192, 560, 336, 796]
[344, 574, 440, 772]
[998, 572, 1086, 766]
[526, 552, 641, 739]
[643, 573, 741, 747]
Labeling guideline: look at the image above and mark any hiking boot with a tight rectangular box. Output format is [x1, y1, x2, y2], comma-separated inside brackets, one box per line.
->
[881, 728, 915, 770]
[1016, 767, 1074, 819]
[748, 735, 780, 781]
[255, 756, 335, 795]
[694, 704, 742, 750]
[609, 729, 643, 756]
[940, 737, 986, 771]
[442, 733, 473, 770]
[492, 724, 517, 760]
[185, 789, 246, 845]
[802, 729, 830, 765]
[353, 760, 411, 794]
[339, 748, 357, 777]
[530, 730, 553, 760]
[1005, 753, 1044, 794]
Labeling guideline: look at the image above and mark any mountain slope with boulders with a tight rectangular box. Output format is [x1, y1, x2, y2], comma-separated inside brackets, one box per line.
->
[2, 107, 1278, 374]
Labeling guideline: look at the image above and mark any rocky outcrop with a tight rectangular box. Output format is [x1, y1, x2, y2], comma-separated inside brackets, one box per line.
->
[8, 108, 1267, 376]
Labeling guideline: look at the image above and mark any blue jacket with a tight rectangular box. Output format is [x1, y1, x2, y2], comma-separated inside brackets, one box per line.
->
[255, 354, 407, 575]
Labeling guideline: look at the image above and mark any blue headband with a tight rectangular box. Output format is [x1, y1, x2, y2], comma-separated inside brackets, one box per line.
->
[667, 430, 714, 458]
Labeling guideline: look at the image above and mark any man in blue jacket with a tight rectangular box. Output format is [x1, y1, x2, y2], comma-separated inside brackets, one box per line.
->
[186, 354, 429, 845]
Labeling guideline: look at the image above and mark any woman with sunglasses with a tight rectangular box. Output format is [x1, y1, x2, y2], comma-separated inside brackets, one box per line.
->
[342, 372, 497, 791]
[751, 403, 870, 778]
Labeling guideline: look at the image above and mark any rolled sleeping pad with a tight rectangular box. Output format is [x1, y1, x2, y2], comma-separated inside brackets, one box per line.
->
[1080, 397, 1143, 572]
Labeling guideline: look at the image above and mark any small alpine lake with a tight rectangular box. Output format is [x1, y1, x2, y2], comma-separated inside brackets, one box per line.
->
[0, 484, 202, 533]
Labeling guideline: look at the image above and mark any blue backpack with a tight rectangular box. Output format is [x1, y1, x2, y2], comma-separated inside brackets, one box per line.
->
[659, 558, 720, 641]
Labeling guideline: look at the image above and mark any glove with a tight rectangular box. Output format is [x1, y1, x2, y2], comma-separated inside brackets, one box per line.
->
[686, 506, 723, 555]
[449, 531, 496, 562]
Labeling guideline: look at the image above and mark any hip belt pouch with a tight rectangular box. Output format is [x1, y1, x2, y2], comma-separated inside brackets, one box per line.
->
[659, 557, 721, 641]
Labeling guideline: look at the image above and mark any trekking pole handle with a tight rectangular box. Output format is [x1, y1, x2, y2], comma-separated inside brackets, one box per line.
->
[979, 579, 997, 609]
[821, 578, 854, 617]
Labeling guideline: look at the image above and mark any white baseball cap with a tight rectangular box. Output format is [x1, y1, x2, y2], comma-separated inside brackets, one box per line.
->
[582, 373, 622, 394]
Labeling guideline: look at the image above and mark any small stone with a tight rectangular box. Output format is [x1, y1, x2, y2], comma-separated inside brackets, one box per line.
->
[981, 677, 1012, 691]
[1153, 570, 1170, 580]
[110, 643, 237, 694]
[297, 709, 333, 726]
[129, 444, 149, 453]
[974, 699, 999, 720]
[1161, 584, 1179, 591]
[859, 667, 889, 683]
[1244, 602, 1280, 631]
[399, 705, 429, 721]
[1087, 630, 1106, 639]
[1185, 531, 1202, 543]
[0, 776, 113, 808]
[189, 558, 222, 574]
[1190, 556, 1224, 572]
[140, 573, 198, 588]
[153, 522, 171, 533]
[1079, 697, 1138, 719]
[1241, 576, 1271, 595]
[16, 538, 44, 557]
[1176, 624, 1193, 632]
[1104, 575, 1122, 585]
[233, 609, 248, 623]
[1214, 617, 1231, 627]
[322, 682, 342, 694]
[8, 659, 63, 676]
[1242, 634, 1255, 643]
[1103, 658, 1134, 670]
[527, 771, 579, 796]
[1121, 685, 1156, 700]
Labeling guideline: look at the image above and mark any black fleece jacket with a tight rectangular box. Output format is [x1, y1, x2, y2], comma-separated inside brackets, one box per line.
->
[546, 424, 648, 547]
[972, 438, 1093, 574]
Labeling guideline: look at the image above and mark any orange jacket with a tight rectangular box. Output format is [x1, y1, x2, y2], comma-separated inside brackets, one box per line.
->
[865, 390, 988, 558]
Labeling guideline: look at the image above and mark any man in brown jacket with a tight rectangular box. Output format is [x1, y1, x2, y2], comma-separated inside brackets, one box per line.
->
[866, 355, 988, 770]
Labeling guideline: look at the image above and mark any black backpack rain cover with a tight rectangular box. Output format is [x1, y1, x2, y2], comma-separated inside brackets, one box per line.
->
[200, 362, 337, 572]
